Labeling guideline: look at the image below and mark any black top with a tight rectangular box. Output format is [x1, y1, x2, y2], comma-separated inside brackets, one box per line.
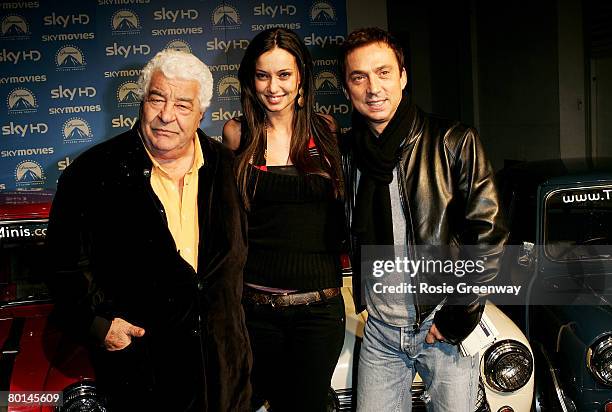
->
[245, 165, 344, 290]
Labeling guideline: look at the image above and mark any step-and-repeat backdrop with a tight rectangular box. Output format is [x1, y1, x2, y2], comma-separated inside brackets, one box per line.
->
[0, 0, 348, 191]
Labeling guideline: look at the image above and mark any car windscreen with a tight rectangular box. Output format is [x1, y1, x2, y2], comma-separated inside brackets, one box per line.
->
[544, 185, 612, 261]
[0, 220, 50, 304]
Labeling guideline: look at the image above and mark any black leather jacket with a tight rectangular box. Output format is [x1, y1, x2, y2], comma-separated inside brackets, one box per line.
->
[343, 105, 508, 344]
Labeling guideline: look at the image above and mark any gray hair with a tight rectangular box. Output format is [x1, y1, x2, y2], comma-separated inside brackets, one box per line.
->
[137, 49, 213, 113]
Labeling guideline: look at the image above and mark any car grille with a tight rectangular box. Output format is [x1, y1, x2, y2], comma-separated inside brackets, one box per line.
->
[475, 377, 491, 412]
[410, 378, 490, 412]
[334, 377, 489, 411]
[335, 388, 354, 411]
[411, 381, 427, 410]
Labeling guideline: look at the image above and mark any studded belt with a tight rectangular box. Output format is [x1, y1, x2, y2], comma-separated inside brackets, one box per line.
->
[244, 287, 341, 307]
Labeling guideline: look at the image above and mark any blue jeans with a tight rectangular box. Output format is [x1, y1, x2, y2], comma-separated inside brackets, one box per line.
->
[356, 314, 479, 412]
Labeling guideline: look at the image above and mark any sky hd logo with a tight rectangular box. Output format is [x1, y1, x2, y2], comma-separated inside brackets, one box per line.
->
[7, 87, 37, 114]
[55, 45, 86, 71]
[0, 14, 30, 40]
[43, 12, 91, 28]
[211, 4, 240, 30]
[14, 160, 45, 188]
[111, 9, 140, 35]
[153, 7, 198, 22]
[62, 117, 93, 144]
[309, 1, 336, 25]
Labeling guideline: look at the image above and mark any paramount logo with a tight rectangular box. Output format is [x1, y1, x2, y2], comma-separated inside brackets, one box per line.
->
[314, 70, 340, 95]
[217, 75, 240, 100]
[0, 14, 30, 40]
[7, 87, 37, 114]
[111, 9, 140, 35]
[211, 4, 240, 30]
[165, 39, 192, 53]
[15, 160, 45, 188]
[62, 117, 93, 144]
[55, 45, 86, 71]
[309, 1, 336, 25]
[116, 81, 140, 107]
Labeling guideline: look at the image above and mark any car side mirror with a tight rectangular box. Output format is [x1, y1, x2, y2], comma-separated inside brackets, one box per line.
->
[518, 242, 535, 267]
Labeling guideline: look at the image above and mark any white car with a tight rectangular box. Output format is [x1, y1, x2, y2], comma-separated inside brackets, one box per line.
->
[329, 277, 534, 412]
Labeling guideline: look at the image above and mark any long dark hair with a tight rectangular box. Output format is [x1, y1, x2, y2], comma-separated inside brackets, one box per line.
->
[236, 28, 343, 208]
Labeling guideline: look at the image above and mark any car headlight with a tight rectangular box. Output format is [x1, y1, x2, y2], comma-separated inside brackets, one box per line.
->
[483, 340, 533, 392]
[586, 333, 612, 387]
[58, 381, 106, 412]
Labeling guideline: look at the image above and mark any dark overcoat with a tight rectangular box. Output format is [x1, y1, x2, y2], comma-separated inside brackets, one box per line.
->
[47, 124, 251, 411]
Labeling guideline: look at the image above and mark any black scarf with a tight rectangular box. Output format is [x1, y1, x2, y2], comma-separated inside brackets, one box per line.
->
[351, 90, 416, 245]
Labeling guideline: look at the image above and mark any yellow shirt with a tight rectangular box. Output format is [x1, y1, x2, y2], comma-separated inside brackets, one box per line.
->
[144, 134, 204, 271]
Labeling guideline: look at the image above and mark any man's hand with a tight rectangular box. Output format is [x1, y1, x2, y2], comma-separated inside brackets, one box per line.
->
[104, 318, 145, 351]
[425, 323, 446, 344]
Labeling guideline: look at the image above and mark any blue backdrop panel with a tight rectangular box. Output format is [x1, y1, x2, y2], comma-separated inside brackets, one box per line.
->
[0, 0, 348, 192]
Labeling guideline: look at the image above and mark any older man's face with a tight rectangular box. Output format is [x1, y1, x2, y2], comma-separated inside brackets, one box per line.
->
[141, 70, 203, 159]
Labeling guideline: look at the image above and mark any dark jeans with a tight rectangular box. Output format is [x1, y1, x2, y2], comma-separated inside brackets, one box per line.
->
[245, 293, 345, 412]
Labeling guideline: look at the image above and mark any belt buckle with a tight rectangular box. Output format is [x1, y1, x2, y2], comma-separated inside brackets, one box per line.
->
[269, 293, 286, 308]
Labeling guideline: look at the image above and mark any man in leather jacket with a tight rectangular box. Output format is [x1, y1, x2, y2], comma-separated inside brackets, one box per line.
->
[46, 50, 251, 411]
[340, 28, 508, 411]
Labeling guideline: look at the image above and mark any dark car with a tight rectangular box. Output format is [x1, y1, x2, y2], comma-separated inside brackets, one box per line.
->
[0, 190, 106, 411]
[497, 158, 612, 412]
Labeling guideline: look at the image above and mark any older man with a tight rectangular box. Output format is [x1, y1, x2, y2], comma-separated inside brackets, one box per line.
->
[47, 50, 251, 411]
[340, 28, 508, 411]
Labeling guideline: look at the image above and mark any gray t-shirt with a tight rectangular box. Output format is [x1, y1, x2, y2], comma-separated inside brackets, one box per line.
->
[361, 167, 416, 326]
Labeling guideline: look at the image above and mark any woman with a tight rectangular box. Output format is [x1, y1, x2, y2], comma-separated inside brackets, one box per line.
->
[223, 28, 346, 412]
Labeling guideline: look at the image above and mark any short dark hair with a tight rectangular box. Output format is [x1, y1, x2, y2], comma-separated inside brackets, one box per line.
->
[339, 27, 405, 86]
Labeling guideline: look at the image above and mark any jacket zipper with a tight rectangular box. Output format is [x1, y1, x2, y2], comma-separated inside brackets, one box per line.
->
[397, 158, 421, 330]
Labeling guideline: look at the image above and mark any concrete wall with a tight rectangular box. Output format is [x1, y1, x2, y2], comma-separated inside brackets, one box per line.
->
[475, 0, 561, 169]
[558, 0, 587, 159]
[346, 0, 387, 32]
